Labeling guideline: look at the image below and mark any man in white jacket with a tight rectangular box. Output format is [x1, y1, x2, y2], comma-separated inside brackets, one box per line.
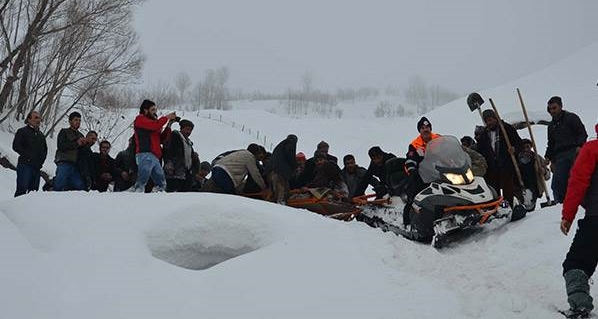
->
[207, 144, 267, 194]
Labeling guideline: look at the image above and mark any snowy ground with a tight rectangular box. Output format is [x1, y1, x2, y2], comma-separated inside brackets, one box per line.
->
[1, 44, 598, 318]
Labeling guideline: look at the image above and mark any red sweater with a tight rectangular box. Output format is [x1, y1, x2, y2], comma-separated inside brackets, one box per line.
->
[134, 115, 170, 159]
[562, 139, 598, 222]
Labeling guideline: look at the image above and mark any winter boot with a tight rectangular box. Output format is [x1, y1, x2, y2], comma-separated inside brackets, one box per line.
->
[559, 307, 591, 319]
[564, 269, 594, 315]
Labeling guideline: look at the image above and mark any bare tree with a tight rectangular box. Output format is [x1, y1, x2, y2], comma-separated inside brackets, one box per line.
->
[0, 0, 145, 137]
[174, 71, 191, 103]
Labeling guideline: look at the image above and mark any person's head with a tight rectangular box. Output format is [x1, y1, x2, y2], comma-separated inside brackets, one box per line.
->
[86, 131, 98, 146]
[26, 111, 42, 128]
[547, 96, 563, 118]
[314, 151, 328, 167]
[99, 140, 111, 156]
[295, 152, 306, 166]
[482, 109, 498, 130]
[139, 99, 157, 119]
[461, 136, 475, 148]
[521, 138, 533, 153]
[198, 161, 212, 179]
[247, 143, 266, 161]
[287, 134, 298, 143]
[317, 140, 329, 155]
[68, 111, 82, 130]
[343, 154, 357, 173]
[179, 119, 194, 137]
[368, 146, 385, 167]
[417, 117, 432, 142]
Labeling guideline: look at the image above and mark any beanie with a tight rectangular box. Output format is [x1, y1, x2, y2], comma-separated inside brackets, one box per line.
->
[417, 117, 432, 131]
[482, 109, 496, 120]
[295, 152, 306, 161]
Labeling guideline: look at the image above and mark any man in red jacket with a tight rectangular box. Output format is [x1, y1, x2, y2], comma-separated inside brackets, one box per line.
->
[559, 122, 598, 318]
[131, 99, 177, 192]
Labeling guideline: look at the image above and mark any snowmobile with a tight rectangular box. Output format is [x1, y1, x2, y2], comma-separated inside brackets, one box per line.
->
[355, 136, 516, 248]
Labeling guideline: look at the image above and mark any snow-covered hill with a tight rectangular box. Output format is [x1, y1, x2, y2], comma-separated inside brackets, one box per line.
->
[1, 43, 597, 318]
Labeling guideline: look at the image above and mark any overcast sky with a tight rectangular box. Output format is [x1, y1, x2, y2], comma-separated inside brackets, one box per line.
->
[133, 0, 598, 94]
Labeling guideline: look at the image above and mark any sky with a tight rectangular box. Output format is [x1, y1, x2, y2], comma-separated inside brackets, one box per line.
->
[133, 0, 598, 94]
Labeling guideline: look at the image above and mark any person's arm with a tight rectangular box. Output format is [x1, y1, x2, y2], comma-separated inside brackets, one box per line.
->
[245, 154, 267, 189]
[568, 113, 588, 147]
[12, 129, 26, 156]
[545, 126, 554, 161]
[354, 164, 374, 196]
[57, 129, 80, 152]
[134, 116, 169, 132]
[562, 143, 598, 223]
[405, 144, 418, 175]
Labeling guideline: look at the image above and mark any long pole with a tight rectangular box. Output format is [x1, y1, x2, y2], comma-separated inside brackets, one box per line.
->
[516, 88, 554, 205]
[489, 98, 525, 189]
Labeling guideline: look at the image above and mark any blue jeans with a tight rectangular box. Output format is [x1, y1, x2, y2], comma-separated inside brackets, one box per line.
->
[14, 164, 41, 197]
[54, 162, 86, 191]
[552, 149, 577, 203]
[134, 153, 166, 191]
[211, 166, 235, 194]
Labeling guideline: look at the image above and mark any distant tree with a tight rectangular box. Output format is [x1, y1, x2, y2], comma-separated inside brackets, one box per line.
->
[174, 71, 191, 103]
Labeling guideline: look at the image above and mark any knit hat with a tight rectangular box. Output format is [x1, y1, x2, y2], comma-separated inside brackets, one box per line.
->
[295, 152, 306, 161]
[482, 109, 496, 120]
[199, 161, 212, 172]
[417, 117, 432, 131]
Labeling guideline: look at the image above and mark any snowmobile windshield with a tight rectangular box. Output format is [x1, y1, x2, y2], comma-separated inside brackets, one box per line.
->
[418, 136, 472, 184]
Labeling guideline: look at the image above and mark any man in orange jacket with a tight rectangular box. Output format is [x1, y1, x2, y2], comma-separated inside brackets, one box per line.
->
[560, 122, 598, 318]
[403, 117, 440, 226]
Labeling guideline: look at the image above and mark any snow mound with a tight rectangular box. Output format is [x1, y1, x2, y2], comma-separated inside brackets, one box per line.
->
[146, 207, 278, 270]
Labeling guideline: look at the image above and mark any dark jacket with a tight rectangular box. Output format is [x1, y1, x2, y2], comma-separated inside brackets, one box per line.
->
[341, 166, 371, 199]
[54, 128, 84, 164]
[77, 146, 95, 189]
[12, 125, 48, 169]
[545, 110, 588, 161]
[163, 130, 194, 180]
[114, 147, 137, 191]
[134, 114, 170, 159]
[562, 139, 598, 222]
[91, 153, 117, 192]
[354, 152, 397, 196]
[266, 135, 298, 180]
[477, 121, 522, 172]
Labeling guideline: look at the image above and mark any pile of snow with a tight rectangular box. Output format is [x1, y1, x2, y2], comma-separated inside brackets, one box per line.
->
[0, 191, 575, 318]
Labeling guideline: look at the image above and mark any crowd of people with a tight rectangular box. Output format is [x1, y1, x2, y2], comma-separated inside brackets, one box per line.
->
[10, 96, 598, 317]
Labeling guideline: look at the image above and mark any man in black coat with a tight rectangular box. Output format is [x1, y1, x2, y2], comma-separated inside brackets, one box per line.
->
[545, 96, 588, 203]
[477, 109, 522, 207]
[266, 134, 298, 204]
[163, 119, 195, 192]
[91, 140, 118, 192]
[354, 146, 397, 198]
[12, 111, 48, 197]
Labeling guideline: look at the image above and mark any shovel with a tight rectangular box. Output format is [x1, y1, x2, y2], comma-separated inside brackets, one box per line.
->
[516, 88, 557, 208]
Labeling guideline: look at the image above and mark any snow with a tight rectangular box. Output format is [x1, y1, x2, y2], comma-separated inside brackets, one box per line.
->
[1, 44, 598, 318]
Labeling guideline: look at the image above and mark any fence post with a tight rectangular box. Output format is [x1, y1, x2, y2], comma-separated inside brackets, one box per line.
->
[263, 135, 266, 145]
[257, 131, 260, 139]
[242, 125, 245, 132]
[219, 115, 222, 122]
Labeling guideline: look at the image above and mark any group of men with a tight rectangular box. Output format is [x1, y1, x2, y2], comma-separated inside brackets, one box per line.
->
[10, 96, 598, 317]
